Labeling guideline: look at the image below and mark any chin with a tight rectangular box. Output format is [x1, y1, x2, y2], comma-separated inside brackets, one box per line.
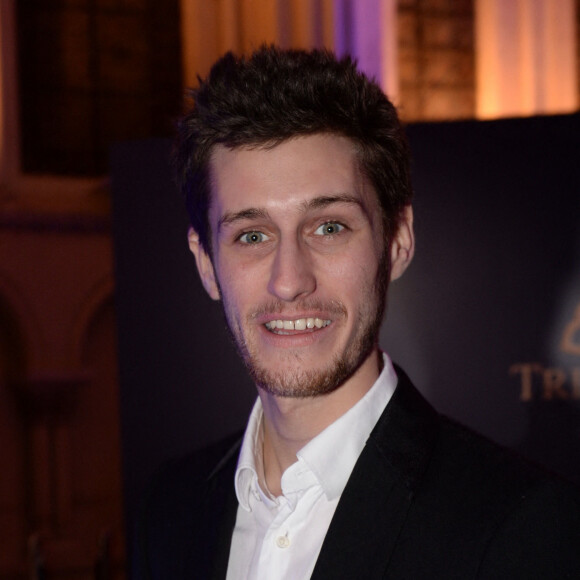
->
[248, 348, 372, 399]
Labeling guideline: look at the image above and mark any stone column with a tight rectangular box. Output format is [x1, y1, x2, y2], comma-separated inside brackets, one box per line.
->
[0, 0, 20, 184]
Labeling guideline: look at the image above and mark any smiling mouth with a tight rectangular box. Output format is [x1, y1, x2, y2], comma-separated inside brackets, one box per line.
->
[264, 317, 331, 333]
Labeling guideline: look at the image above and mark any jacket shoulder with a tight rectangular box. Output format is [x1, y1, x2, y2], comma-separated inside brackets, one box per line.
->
[150, 431, 242, 495]
[402, 413, 580, 577]
[135, 431, 242, 579]
[375, 371, 580, 578]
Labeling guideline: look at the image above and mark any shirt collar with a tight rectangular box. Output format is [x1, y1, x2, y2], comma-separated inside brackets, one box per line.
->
[235, 399, 265, 511]
[234, 352, 398, 509]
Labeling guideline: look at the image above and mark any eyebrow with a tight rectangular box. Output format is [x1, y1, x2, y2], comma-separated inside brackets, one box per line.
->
[218, 194, 363, 232]
[218, 207, 270, 231]
[305, 194, 363, 211]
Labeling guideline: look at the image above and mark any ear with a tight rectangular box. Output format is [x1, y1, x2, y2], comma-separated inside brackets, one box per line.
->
[389, 205, 415, 281]
[187, 228, 220, 300]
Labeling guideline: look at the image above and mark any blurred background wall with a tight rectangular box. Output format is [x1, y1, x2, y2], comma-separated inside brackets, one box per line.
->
[0, 1, 579, 578]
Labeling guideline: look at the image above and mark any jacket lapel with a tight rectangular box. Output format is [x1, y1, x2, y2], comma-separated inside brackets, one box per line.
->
[208, 476, 238, 580]
[311, 369, 439, 580]
[181, 437, 241, 580]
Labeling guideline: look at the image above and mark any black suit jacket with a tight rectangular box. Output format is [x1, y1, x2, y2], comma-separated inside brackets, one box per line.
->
[136, 368, 580, 579]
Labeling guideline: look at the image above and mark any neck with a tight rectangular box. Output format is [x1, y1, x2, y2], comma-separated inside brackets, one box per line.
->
[258, 349, 381, 496]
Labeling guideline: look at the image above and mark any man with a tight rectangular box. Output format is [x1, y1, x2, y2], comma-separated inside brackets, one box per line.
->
[136, 47, 580, 579]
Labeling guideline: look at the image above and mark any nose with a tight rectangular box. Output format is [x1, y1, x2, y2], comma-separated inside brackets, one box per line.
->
[268, 238, 316, 302]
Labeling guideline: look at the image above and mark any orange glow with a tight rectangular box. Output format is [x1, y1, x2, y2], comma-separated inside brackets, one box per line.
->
[476, 0, 578, 119]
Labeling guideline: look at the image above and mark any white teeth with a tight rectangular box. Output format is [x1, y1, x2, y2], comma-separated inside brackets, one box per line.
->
[265, 317, 331, 331]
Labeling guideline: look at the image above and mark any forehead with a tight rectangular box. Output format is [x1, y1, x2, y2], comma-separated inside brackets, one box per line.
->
[208, 134, 378, 218]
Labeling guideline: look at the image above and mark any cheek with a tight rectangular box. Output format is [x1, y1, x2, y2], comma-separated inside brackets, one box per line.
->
[320, 254, 378, 307]
[216, 258, 265, 310]
[327, 240, 381, 280]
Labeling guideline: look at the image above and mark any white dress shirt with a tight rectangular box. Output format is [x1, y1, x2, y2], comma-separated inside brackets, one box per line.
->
[225, 353, 398, 580]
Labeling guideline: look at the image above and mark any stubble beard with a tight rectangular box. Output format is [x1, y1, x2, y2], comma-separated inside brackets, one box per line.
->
[218, 252, 389, 399]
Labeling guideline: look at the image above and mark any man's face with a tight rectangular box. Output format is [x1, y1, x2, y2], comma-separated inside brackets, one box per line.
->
[190, 134, 410, 398]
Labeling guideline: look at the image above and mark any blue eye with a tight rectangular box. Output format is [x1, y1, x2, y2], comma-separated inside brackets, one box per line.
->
[315, 222, 344, 236]
[239, 231, 269, 244]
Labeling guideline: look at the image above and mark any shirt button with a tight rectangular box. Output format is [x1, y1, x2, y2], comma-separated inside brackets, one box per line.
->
[276, 535, 290, 549]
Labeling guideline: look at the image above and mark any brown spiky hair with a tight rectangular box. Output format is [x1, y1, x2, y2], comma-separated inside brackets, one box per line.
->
[174, 45, 413, 255]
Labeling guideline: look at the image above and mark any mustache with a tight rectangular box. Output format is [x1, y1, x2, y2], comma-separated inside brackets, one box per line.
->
[248, 299, 347, 320]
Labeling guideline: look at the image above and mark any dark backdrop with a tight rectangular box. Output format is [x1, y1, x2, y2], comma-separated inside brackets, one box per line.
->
[112, 114, 580, 573]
